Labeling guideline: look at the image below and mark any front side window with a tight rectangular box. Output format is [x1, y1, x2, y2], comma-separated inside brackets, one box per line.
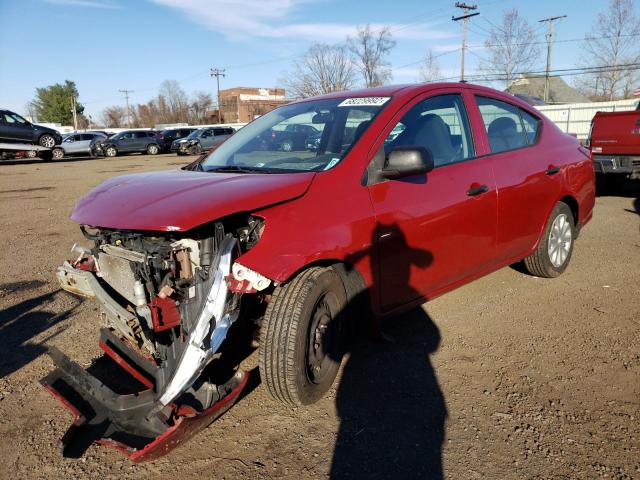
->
[200, 97, 390, 173]
[385, 94, 474, 168]
[476, 96, 538, 153]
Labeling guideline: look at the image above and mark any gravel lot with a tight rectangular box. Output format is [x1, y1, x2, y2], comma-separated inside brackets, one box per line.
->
[0, 154, 638, 479]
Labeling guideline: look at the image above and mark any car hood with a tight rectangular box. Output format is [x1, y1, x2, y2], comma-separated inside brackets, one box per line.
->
[71, 169, 315, 232]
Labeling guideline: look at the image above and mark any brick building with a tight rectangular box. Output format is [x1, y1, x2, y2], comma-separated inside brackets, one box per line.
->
[208, 87, 288, 123]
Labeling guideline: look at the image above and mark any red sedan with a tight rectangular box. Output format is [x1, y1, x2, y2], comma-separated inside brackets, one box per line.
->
[47, 82, 595, 460]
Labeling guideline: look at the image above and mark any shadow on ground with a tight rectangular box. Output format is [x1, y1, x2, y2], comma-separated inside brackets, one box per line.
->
[0, 281, 81, 378]
[331, 308, 446, 479]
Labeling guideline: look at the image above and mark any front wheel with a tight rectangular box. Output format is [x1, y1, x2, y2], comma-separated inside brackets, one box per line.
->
[104, 146, 117, 157]
[39, 134, 56, 148]
[523, 202, 575, 278]
[259, 266, 347, 406]
[52, 148, 64, 160]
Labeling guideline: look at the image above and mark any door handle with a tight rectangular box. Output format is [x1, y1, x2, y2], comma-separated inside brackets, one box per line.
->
[467, 184, 489, 196]
[546, 165, 560, 175]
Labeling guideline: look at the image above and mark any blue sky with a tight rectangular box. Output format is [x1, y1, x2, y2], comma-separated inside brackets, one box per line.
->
[0, 0, 613, 120]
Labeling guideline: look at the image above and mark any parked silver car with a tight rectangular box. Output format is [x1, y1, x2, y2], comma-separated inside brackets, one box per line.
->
[52, 132, 107, 159]
[172, 127, 234, 155]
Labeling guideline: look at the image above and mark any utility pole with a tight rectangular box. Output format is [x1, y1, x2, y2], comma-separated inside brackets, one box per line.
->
[70, 95, 78, 131]
[119, 89, 134, 128]
[539, 15, 567, 103]
[210, 68, 226, 124]
[452, 2, 479, 82]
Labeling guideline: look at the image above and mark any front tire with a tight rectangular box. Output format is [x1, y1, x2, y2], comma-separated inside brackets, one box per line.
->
[104, 146, 117, 157]
[523, 202, 575, 278]
[259, 266, 347, 406]
[38, 134, 56, 148]
[52, 148, 64, 160]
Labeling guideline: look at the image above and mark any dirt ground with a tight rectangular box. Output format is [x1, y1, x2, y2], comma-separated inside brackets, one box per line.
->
[0, 154, 638, 480]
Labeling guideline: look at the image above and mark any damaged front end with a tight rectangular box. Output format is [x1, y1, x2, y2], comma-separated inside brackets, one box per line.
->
[43, 217, 269, 461]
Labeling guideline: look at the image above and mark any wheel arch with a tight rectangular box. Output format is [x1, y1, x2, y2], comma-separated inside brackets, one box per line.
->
[559, 194, 579, 225]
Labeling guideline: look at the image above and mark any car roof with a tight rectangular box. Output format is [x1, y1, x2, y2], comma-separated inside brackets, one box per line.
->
[288, 82, 535, 111]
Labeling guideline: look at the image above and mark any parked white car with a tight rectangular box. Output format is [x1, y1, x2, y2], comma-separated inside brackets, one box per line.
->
[52, 132, 107, 159]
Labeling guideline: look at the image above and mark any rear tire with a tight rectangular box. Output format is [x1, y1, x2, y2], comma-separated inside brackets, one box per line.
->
[259, 266, 347, 406]
[146, 144, 159, 155]
[523, 202, 575, 278]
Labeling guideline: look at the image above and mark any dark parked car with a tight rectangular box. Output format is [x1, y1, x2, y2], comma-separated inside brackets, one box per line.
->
[272, 123, 321, 151]
[157, 127, 197, 153]
[48, 83, 595, 461]
[52, 132, 107, 159]
[91, 130, 159, 157]
[0, 109, 62, 148]
[172, 126, 234, 155]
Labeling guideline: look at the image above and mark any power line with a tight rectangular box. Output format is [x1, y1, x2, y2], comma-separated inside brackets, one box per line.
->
[391, 48, 461, 71]
[437, 62, 640, 82]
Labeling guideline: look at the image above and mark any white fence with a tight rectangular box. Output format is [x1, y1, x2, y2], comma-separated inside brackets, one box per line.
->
[536, 99, 638, 140]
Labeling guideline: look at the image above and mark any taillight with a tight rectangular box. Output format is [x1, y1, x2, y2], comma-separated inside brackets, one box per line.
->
[157, 133, 164, 140]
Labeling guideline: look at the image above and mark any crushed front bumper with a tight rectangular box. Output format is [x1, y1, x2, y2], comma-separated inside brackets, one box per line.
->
[42, 329, 249, 462]
[47, 239, 249, 461]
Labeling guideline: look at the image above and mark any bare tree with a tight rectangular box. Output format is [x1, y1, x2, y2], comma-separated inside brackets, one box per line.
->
[284, 43, 356, 98]
[480, 9, 541, 87]
[419, 49, 443, 83]
[347, 24, 396, 87]
[577, 0, 640, 100]
[159, 80, 189, 123]
[189, 91, 213, 124]
[101, 106, 126, 127]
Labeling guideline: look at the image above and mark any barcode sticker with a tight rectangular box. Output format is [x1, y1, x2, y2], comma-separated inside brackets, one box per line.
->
[338, 97, 390, 107]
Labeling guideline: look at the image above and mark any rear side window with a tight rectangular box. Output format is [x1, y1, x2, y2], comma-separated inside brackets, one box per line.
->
[476, 96, 539, 153]
[148, 132, 156, 137]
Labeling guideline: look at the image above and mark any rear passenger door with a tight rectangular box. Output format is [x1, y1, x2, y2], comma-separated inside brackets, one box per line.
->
[470, 95, 562, 262]
[367, 90, 498, 311]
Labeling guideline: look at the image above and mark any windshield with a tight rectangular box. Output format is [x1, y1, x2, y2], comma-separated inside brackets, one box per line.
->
[186, 129, 205, 140]
[200, 97, 389, 173]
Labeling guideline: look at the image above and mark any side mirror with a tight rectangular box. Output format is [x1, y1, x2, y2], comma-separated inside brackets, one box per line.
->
[382, 146, 434, 179]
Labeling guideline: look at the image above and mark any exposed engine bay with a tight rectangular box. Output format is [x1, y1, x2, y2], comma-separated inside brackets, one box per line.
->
[46, 215, 271, 461]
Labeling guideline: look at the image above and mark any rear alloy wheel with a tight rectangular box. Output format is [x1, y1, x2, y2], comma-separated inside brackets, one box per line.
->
[523, 202, 575, 278]
[25, 150, 38, 158]
[105, 146, 117, 157]
[39, 134, 56, 148]
[52, 148, 64, 160]
[281, 140, 293, 152]
[259, 266, 347, 406]
[146, 144, 159, 155]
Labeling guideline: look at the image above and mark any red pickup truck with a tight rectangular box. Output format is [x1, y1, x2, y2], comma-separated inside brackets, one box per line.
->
[589, 104, 640, 191]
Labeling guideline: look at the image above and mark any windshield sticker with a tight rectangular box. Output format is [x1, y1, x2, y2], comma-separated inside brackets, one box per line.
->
[338, 97, 390, 107]
[324, 158, 340, 170]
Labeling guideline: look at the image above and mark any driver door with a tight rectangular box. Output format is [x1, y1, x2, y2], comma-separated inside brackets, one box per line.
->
[366, 91, 498, 312]
[1, 111, 33, 142]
